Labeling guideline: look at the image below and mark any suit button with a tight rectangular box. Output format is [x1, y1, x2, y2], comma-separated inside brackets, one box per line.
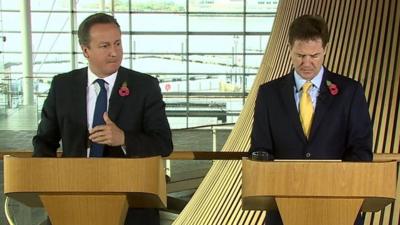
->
[306, 153, 311, 158]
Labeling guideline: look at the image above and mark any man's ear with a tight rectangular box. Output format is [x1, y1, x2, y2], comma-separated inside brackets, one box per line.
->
[81, 45, 89, 58]
[288, 42, 293, 51]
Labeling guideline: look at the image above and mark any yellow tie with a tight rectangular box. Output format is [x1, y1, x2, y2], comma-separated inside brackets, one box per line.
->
[299, 81, 314, 138]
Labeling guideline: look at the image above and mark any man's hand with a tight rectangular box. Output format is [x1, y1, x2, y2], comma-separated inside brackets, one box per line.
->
[89, 112, 125, 146]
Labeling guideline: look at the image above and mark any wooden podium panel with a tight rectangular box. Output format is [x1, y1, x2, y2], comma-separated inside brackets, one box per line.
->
[3, 156, 166, 225]
[242, 159, 397, 225]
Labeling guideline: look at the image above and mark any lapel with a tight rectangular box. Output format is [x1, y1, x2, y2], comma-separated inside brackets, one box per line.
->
[309, 70, 335, 140]
[279, 73, 307, 143]
[108, 67, 127, 122]
[71, 68, 88, 131]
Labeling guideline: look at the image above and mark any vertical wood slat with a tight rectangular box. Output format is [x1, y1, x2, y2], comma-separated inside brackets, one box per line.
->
[173, 0, 400, 224]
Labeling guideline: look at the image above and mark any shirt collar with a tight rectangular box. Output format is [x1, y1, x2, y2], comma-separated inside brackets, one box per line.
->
[87, 67, 117, 87]
[294, 67, 324, 91]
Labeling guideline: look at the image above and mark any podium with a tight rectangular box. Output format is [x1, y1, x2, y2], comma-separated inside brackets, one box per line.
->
[3, 155, 166, 225]
[242, 159, 397, 225]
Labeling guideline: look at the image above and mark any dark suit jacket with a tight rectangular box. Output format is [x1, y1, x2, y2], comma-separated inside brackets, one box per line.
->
[250, 69, 372, 160]
[33, 66, 173, 225]
[250, 69, 372, 225]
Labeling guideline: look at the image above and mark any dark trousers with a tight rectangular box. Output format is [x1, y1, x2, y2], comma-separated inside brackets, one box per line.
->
[264, 210, 365, 225]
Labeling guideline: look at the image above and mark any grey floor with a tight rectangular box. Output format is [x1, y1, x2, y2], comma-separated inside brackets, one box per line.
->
[0, 105, 232, 225]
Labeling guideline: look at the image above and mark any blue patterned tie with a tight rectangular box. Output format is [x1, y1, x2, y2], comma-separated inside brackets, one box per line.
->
[90, 79, 107, 157]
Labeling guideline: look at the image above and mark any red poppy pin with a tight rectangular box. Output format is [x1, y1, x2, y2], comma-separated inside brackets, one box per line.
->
[326, 80, 339, 96]
[118, 81, 130, 97]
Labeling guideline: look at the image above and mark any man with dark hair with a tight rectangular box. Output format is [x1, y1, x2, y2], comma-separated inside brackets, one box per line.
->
[33, 13, 173, 225]
[250, 15, 372, 225]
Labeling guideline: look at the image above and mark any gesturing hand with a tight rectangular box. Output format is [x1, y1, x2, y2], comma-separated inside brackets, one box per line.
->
[89, 112, 125, 146]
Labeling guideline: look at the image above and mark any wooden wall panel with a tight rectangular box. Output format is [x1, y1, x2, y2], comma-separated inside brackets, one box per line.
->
[173, 0, 400, 224]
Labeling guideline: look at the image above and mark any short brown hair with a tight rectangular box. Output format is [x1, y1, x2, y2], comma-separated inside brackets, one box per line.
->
[78, 13, 120, 47]
[289, 15, 329, 47]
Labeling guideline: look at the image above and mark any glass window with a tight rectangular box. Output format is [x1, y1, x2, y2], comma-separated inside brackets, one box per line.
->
[130, 0, 186, 12]
[189, 14, 243, 32]
[189, 0, 243, 12]
[131, 14, 186, 32]
[0, 12, 21, 31]
[158, 74, 188, 92]
[189, 35, 243, 53]
[75, 0, 113, 11]
[31, 12, 70, 32]
[32, 54, 71, 73]
[0, 1, 19, 10]
[245, 55, 264, 73]
[121, 35, 131, 52]
[0, 0, 277, 130]
[1, 33, 22, 52]
[246, 35, 269, 53]
[131, 35, 186, 53]
[114, 13, 131, 32]
[188, 54, 243, 74]
[246, 14, 274, 32]
[32, 33, 71, 52]
[132, 54, 187, 73]
[1, 53, 22, 73]
[245, 74, 256, 91]
[31, 0, 70, 11]
[246, 0, 279, 13]
[188, 74, 221, 92]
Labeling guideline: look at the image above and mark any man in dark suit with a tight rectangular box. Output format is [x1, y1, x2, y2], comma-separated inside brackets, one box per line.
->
[250, 15, 372, 225]
[33, 13, 173, 225]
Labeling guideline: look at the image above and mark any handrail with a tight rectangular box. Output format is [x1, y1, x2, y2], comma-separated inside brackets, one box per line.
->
[0, 151, 399, 161]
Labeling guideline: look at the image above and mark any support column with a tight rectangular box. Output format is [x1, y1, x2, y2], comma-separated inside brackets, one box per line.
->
[20, 0, 34, 105]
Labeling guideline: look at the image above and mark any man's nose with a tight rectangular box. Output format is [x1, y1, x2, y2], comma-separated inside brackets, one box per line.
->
[302, 56, 312, 65]
[109, 46, 118, 57]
